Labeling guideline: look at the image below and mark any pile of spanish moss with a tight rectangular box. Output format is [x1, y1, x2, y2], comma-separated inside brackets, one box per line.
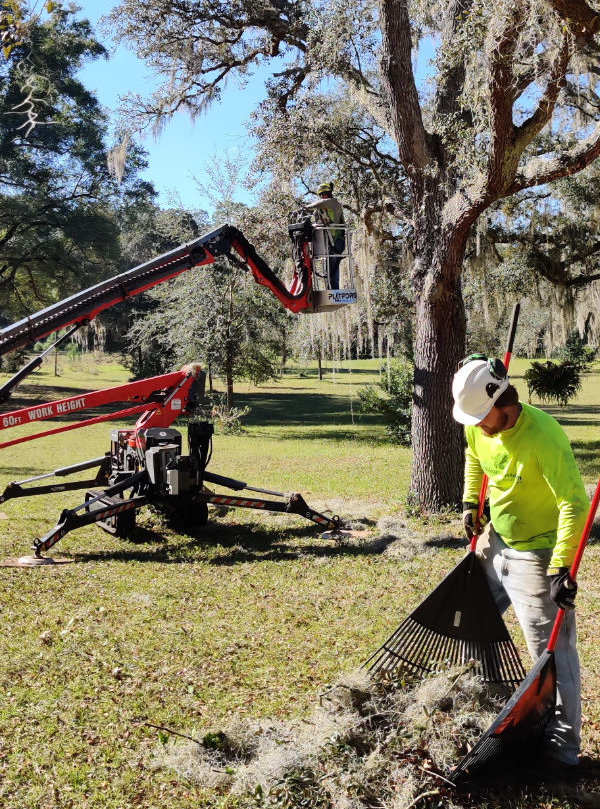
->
[153, 664, 509, 808]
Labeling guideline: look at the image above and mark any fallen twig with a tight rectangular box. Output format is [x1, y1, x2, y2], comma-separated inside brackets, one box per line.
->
[145, 722, 203, 746]
[404, 788, 440, 809]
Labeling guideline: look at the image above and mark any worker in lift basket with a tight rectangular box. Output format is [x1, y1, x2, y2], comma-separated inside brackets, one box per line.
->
[304, 181, 345, 290]
[452, 354, 589, 769]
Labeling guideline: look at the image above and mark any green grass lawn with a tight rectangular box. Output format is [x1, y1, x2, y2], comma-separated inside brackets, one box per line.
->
[1, 354, 599, 808]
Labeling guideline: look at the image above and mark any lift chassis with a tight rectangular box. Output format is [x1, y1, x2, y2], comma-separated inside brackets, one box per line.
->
[0, 223, 349, 559]
[0, 367, 342, 557]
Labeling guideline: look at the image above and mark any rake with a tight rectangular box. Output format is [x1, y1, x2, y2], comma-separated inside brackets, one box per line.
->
[449, 473, 600, 783]
[364, 304, 527, 687]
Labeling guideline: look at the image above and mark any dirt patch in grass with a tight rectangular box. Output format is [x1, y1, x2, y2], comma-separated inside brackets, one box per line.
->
[376, 515, 463, 561]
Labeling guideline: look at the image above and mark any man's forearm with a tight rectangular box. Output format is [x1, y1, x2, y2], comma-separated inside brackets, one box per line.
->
[463, 445, 484, 504]
[551, 500, 587, 568]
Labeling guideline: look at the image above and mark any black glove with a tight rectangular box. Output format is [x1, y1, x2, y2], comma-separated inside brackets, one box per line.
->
[549, 567, 578, 610]
[462, 501, 488, 540]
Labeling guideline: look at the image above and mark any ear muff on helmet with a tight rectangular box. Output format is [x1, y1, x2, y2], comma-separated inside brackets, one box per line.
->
[459, 353, 507, 382]
[488, 357, 507, 380]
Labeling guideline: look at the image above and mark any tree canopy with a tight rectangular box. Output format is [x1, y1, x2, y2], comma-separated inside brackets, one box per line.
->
[0, 6, 155, 323]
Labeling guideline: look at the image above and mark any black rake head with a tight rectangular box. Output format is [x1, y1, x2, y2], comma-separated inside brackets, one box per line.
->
[364, 552, 526, 688]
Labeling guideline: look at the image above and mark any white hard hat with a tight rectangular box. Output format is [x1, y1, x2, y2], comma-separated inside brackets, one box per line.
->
[452, 357, 509, 425]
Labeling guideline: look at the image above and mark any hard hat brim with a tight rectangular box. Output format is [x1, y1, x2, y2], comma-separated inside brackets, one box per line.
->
[452, 399, 495, 426]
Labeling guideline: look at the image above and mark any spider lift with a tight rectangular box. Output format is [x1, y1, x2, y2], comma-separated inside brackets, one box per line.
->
[0, 222, 357, 565]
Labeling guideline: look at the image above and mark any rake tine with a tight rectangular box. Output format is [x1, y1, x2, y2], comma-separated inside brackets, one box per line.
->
[371, 622, 413, 666]
[402, 622, 433, 668]
[363, 619, 409, 670]
[439, 636, 450, 668]
[502, 640, 527, 686]
[370, 634, 408, 672]
[435, 632, 453, 671]
[431, 630, 449, 669]
[419, 626, 446, 671]
[497, 643, 513, 684]
[481, 642, 499, 682]
[370, 618, 424, 674]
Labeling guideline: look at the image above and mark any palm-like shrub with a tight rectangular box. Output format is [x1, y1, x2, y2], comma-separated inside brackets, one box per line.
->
[554, 330, 597, 371]
[524, 360, 582, 408]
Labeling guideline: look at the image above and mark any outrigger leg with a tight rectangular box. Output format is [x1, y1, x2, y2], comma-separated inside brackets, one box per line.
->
[200, 471, 345, 535]
[0, 455, 110, 505]
[31, 470, 148, 558]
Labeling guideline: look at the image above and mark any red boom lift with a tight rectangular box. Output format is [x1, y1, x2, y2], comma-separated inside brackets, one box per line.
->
[0, 222, 356, 564]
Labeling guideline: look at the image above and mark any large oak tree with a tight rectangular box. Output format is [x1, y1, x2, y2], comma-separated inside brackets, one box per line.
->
[110, 0, 600, 508]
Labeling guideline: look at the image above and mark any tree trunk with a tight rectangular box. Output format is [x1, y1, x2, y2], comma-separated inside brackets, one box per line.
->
[280, 327, 287, 378]
[225, 354, 234, 410]
[409, 182, 472, 510]
[317, 348, 323, 380]
[225, 285, 235, 409]
[410, 276, 466, 508]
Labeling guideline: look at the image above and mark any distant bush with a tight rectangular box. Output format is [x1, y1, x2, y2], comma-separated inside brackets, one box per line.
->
[1, 347, 27, 372]
[524, 360, 582, 408]
[553, 330, 597, 371]
[205, 395, 251, 435]
[358, 360, 412, 445]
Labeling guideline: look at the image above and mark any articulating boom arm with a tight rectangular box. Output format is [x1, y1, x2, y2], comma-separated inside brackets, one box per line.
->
[0, 223, 354, 558]
[0, 224, 312, 360]
[0, 364, 205, 452]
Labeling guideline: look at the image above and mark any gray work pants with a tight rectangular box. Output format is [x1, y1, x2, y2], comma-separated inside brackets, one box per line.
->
[477, 524, 581, 765]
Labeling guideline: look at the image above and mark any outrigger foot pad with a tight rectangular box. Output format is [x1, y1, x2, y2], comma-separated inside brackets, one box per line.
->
[0, 554, 73, 568]
[321, 528, 370, 541]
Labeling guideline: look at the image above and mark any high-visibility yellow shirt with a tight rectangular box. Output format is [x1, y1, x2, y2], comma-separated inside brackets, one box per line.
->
[463, 402, 588, 568]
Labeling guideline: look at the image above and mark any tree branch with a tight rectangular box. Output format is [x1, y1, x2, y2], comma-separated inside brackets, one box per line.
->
[484, 7, 524, 196]
[513, 35, 572, 152]
[546, 0, 600, 38]
[378, 0, 429, 171]
[509, 121, 600, 193]
[566, 270, 600, 287]
[434, 0, 473, 119]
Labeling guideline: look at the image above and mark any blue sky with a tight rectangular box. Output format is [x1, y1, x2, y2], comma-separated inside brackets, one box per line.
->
[74, 4, 435, 215]
[75, 2, 267, 212]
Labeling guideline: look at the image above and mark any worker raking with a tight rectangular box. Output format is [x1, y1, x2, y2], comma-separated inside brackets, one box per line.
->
[451, 354, 589, 768]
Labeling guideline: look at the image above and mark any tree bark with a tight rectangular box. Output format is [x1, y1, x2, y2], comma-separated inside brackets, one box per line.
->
[225, 354, 234, 410]
[409, 178, 472, 508]
[411, 291, 465, 507]
[225, 286, 235, 409]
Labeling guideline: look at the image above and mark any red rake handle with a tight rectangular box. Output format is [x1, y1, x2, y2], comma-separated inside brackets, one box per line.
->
[547, 475, 600, 651]
[469, 302, 521, 552]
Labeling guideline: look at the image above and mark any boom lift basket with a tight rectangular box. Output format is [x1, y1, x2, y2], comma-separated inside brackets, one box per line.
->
[309, 223, 357, 312]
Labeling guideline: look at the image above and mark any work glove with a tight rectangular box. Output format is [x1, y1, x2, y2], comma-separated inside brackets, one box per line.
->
[462, 501, 488, 540]
[549, 567, 578, 611]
